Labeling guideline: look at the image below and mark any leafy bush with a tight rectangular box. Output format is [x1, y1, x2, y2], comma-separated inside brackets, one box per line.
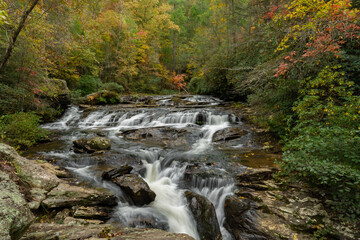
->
[83, 90, 121, 105]
[100, 82, 125, 93]
[281, 126, 360, 218]
[0, 112, 48, 150]
[280, 66, 360, 219]
[76, 75, 103, 96]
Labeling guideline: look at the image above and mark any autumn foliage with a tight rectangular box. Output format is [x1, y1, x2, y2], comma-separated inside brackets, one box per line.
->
[171, 73, 188, 92]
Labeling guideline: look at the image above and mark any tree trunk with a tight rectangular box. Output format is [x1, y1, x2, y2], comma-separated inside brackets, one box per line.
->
[172, 30, 177, 73]
[0, 0, 40, 75]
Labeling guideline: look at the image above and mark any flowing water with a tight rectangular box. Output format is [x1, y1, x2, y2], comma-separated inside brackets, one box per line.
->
[28, 95, 266, 240]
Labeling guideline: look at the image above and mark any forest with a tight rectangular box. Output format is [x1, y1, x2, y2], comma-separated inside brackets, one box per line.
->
[0, 0, 359, 233]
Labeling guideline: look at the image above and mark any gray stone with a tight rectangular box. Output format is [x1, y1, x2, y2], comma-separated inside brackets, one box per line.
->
[73, 206, 112, 221]
[102, 165, 133, 181]
[21, 224, 195, 240]
[0, 170, 34, 240]
[42, 182, 117, 209]
[112, 174, 155, 206]
[185, 191, 222, 240]
[0, 144, 60, 191]
[120, 127, 190, 147]
[236, 167, 276, 183]
[73, 137, 111, 153]
[224, 196, 270, 240]
[212, 127, 248, 142]
[27, 188, 47, 210]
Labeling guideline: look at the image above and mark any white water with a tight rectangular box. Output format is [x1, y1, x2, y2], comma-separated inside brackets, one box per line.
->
[191, 177, 235, 239]
[40, 97, 244, 240]
[43, 106, 81, 129]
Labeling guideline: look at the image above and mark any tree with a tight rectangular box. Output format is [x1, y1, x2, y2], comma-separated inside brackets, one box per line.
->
[0, 0, 40, 74]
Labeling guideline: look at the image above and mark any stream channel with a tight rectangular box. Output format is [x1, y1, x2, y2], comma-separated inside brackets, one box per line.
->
[25, 95, 276, 240]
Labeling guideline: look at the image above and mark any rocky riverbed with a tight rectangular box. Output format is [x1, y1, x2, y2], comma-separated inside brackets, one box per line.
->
[1, 95, 359, 240]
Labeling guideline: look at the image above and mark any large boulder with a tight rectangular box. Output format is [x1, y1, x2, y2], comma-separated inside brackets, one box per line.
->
[21, 224, 195, 240]
[73, 137, 111, 153]
[0, 144, 60, 191]
[42, 182, 117, 209]
[112, 174, 155, 206]
[0, 171, 34, 240]
[102, 165, 133, 181]
[38, 79, 70, 109]
[185, 191, 222, 240]
[37, 79, 71, 121]
[224, 196, 270, 240]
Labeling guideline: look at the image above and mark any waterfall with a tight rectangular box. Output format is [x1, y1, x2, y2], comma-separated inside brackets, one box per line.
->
[191, 176, 235, 239]
[42, 106, 81, 130]
[38, 97, 247, 240]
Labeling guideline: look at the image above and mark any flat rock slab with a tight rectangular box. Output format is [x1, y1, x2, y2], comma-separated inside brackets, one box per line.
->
[120, 127, 190, 147]
[21, 224, 195, 240]
[212, 127, 248, 142]
[74, 206, 113, 221]
[0, 144, 60, 191]
[236, 167, 276, 183]
[42, 182, 117, 209]
[102, 165, 133, 181]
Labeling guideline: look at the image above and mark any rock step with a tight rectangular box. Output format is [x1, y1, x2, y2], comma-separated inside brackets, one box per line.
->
[42, 183, 117, 209]
[21, 224, 195, 240]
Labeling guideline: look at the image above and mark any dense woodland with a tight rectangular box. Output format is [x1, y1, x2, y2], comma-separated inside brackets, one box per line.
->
[0, 0, 359, 223]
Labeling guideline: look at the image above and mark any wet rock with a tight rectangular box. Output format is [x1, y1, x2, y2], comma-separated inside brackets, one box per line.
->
[195, 112, 207, 125]
[121, 127, 189, 147]
[121, 95, 139, 104]
[101, 165, 133, 181]
[125, 215, 169, 230]
[212, 127, 248, 142]
[185, 191, 222, 240]
[73, 137, 111, 153]
[112, 174, 155, 206]
[42, 182, 117, 209]
[21, 224, 195, 240]
[236, 167, 276, 183]
[73, 206, 113, 221]
[184, 163, 228, 183]
[0, 144, 60, 191]
[224, 196, 270, 240]
[138, 96, 155, 105]
[0, 170, 34, 240]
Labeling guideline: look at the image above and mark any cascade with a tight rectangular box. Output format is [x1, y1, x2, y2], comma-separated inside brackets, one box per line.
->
[34, 96, 251, 240]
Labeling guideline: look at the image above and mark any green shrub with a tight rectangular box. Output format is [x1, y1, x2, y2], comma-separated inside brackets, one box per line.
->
[280, 126, 360, 217]
[83, 90, 121, 105]
[100, 82, 125, 93]
[76, 75, 103, 96]
[0, 112, 49, 150]
[280, 66, 360, 219]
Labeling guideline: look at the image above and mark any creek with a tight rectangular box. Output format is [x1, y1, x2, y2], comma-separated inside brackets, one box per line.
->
[25, 95, 276, 240]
